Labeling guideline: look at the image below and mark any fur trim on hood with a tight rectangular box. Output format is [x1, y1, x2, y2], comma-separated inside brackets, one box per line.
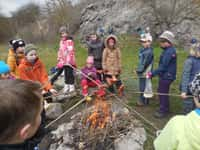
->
[104, 35, 118, 48]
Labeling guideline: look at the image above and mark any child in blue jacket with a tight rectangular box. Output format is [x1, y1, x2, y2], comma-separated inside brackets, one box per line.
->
[147, 31, 177, 118]
[180, 42, 200, 114]
[136, 33, 154, 106]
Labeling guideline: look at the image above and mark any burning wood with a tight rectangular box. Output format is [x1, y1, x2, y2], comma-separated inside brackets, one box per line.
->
[49, 96, 147, 150]
[86, 97, 113, 129]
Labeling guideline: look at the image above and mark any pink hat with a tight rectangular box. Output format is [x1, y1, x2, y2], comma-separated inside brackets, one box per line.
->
[86, 56, 94, 64]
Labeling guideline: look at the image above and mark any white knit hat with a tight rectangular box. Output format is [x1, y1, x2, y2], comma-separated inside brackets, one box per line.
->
[159, 31, 175, 44]
[140, 33, 153, 42]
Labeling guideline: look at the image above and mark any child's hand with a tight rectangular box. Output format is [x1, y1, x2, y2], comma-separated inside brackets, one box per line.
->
[146, 72, 152, 79]
[50, 89, 58, 95]
[57, 63, 63, 69]
[42, 90, 47, 95]
[103, 70, 108, 73]
[181, 93, 187, 99]
[118, 69, 121, 74]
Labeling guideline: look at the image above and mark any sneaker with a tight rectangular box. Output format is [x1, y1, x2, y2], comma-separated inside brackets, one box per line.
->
[154, 111, 168, 119]
[63, 84, 69, 93]
[69, 84, 75, 92]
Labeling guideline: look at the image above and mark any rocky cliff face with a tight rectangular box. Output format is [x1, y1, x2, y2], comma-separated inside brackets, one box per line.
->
[79, 0, 200, 46]
[80, 0, 149, 35]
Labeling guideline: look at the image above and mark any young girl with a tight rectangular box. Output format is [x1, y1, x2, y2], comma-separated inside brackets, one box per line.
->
[0, 61, 15, 80]
[7, 39, 25, 78]
[87, 33, 105, 81]
[51, 26, 76, 94]
[81, 56, 105, 97]
[180, 42, 200, 114]
[18, 44, 57, 96]
[147, 31, 177, 118]
[136, 33, 154, 106]
[102, 35, 124, 96]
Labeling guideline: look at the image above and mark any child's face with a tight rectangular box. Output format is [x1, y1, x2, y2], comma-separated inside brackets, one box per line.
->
[86, 63, 93, 68]
[108, 39, 115, 48]
[61, 32, 68, 40]
[159, 39, 171, 48]
[0, 72, 10, 80]
[16, 47, 25, 55]
[26, 50, 37, 63]
[141, 41, 151, 48]
[90, 34, 97, 41]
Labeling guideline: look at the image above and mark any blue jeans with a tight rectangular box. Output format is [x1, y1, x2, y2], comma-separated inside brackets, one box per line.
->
[139, 78, 149, 105]
[183, 98, 195, 115]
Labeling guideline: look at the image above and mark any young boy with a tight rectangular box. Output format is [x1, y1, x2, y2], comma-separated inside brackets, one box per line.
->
[102, 35, 124, 96]
[147, 31, 177, 118]
[81, 56, 105, 98]
[0, 79, 43, 150]
[7, 39, 25, 78]
[0, 61, 15, 80]
[18, 44, 57, 97]
[180, 42, 200, 114]
[136, 33, 154, 106]
[154, 72, 200, 150]
[87, 33, 105, 81]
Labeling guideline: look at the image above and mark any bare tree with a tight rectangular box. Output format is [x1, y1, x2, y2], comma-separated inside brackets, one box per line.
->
[143, 0, 200, 32]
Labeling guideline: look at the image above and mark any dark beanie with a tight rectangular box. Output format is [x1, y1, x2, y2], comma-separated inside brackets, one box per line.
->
[9, 39, 25, 51]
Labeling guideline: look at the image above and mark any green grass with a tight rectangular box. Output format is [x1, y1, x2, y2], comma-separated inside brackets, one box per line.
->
[0, 35, 189, 150]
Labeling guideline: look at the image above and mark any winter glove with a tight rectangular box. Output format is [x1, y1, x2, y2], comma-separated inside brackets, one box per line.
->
[57, 62, 63, 69]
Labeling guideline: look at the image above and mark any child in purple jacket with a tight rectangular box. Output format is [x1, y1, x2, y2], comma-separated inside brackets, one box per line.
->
[81, 56, 105, 97]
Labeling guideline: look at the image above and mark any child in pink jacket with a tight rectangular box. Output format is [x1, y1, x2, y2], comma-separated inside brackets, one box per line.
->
[81, 56, 105, 97]
[51, 26, 76, 94]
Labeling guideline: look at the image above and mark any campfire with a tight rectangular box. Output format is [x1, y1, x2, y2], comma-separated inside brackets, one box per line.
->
[86, 97, 113, 129]
[49, 96, 146, 150]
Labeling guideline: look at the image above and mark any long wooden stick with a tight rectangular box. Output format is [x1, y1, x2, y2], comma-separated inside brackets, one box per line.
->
[45, 97, 86, 128]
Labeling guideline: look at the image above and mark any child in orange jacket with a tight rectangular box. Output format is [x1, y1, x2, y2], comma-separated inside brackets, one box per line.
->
[18, 44, 57, 96]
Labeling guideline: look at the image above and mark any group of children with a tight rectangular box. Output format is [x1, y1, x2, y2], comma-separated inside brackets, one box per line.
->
[136, 29, 200, 119]
[1, 25, 200, 149]
[1, 27, 200, 117]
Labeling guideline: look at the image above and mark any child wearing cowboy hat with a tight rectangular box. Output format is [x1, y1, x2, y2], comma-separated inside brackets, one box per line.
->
[146, 31, 177, 118]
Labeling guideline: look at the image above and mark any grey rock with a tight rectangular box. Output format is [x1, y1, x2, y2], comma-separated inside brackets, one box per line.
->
[114, 128, 147, 150]
[79, 0, 200, 46]
[45, 103, 63, 120]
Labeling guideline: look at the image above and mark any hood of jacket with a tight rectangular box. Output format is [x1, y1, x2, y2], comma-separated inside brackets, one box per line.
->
[104, 35, 118, 49]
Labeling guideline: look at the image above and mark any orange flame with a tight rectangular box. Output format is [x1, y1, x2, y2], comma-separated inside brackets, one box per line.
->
[86, 97, 111, 129]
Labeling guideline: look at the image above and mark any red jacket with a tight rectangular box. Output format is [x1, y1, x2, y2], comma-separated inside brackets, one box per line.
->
[18, 58, 52, 91]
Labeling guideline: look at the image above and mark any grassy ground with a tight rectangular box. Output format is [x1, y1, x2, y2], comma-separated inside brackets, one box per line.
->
[0, 35, 188, 149]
